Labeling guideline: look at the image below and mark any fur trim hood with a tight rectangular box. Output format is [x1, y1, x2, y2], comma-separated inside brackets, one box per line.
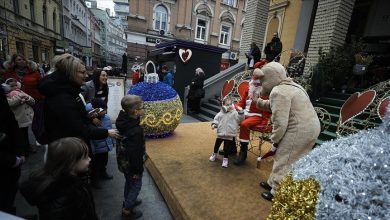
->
[3, 60, 39, 72]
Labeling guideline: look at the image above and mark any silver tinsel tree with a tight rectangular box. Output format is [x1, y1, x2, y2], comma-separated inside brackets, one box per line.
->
[292, 104, 390, 219]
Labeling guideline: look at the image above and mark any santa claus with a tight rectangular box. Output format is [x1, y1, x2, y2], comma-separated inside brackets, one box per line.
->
[234, 61, 270, 165]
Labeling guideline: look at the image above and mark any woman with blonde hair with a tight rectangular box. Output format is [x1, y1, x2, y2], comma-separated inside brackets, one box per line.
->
[37, 53, 119, 144]
[21, 137, 98, 220]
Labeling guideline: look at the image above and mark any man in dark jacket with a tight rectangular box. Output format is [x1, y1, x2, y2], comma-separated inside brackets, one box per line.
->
[0, 86, 26, 214]
[245, 42, 261, 69]
[264, 32, 283, 62]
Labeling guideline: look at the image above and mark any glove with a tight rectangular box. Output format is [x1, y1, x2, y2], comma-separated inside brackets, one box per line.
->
[257, 143, 278, 161]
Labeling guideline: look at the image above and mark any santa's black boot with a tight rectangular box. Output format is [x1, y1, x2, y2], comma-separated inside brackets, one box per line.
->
[234, 142, 248, 165]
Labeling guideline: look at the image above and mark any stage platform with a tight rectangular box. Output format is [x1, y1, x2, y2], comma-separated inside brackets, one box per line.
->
[145, 122, 274, 220]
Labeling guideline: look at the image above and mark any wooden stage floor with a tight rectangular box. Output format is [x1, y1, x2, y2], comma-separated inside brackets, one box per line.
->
[145, 122, 274, 220]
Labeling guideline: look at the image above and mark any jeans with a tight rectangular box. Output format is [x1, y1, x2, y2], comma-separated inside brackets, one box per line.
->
[123, 173, 142, 209]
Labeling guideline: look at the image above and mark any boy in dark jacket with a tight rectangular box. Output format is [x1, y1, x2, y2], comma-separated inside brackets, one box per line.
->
[115, 95, 145, 219]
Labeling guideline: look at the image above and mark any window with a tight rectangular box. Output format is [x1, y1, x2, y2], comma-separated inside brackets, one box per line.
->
[13, 0, 19, 14]
[32, 45, 39, 62]
[195, 19, 207, 41]
[43, 5, 47, 28]
[154, 5, 168, 31]
[53, 11, 57, 32]
[16, 41, 25, 56]
[223, 0, 235, 7]
[30, 0, 35, 21]
[219, 25, 231, 45]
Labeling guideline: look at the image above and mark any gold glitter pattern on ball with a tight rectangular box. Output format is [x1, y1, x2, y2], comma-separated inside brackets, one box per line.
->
[140, 95, 183, 135]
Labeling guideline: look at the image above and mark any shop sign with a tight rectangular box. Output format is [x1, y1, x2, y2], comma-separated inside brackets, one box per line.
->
[146, 37, 161, 44]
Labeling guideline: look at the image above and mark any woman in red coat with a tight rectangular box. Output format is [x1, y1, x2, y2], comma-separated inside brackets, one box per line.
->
[3, 54, 43, 102]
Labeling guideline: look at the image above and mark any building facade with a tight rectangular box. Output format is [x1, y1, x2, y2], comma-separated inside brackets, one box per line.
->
[107, 19, 127, 66]
[127, 0, 247, 65]
[113, 0, 129, 30]
[0, 0, 62, 63]
[60, 0, 90, 64]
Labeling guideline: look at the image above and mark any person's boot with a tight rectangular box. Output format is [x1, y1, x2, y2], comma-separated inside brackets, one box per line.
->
[234, 142, 248, 165]
[122, 207, 143, 219]
[229, 144, 237, 156]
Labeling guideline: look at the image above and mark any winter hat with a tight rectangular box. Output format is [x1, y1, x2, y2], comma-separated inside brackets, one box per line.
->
[253, 60, 268, 69]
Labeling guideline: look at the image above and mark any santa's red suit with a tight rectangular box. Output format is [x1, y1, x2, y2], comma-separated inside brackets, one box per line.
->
[236, 89, 270, 143]
[234, 59, 270, 165]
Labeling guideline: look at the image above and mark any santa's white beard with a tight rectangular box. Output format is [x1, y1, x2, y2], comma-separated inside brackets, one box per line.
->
[248, 84, 261, 99]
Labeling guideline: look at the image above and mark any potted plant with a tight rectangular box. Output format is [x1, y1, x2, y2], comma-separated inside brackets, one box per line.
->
[353, 52, 373, 75]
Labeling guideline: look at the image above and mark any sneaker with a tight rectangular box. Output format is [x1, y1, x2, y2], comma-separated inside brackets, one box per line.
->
[209, 153, 217, 162]
[222, 158, 228, 168]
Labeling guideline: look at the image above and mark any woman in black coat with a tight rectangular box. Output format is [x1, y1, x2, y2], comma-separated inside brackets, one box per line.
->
[21, 137, 97, 220]
[37, 53, 119, 143]
[187, 67, 205, 114]
[0, 86, 26, 215]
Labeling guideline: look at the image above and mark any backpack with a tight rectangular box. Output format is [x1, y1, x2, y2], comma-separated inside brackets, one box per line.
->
[32, 100, 49, 145]
[116, 138, 130, 173]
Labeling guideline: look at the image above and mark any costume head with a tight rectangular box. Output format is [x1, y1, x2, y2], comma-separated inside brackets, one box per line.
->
[253, 62, 287, 96]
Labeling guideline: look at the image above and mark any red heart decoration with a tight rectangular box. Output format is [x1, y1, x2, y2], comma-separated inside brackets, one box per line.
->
[340, 90, 376, 124]
[377, 97, 390, 121]
[221, 80, 235, 99]
[237, 81, 249, 100]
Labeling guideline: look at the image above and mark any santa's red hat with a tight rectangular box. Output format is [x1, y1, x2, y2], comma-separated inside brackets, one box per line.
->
[251, 75, 260, 84]
[253, 60, 268, 69]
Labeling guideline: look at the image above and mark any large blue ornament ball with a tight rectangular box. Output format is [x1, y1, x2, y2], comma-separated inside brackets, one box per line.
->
[128, 82, 183, 138]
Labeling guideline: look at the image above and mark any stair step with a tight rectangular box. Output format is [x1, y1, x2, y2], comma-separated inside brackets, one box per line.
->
[315, 97, 345, 106]
[326, 92, 353, 100]
[208, 98, 220, 106]
[202, 102, 220, 112]
[188, 113, 213, 122]
[199, 106, 218, 119]
[314, 103, 341, 114]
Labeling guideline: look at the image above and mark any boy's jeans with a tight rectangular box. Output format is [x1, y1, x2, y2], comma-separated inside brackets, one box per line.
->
[124, 173, 142, 209]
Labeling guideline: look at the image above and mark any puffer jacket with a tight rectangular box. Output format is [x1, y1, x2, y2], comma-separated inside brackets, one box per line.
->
[212, 109, 244, 138]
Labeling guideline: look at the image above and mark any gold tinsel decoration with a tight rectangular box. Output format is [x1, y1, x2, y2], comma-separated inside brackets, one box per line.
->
[267, 173, 321, 220]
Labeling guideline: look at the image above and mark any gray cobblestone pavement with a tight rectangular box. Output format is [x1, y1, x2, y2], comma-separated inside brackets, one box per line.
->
[14, 114, 199, 220]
